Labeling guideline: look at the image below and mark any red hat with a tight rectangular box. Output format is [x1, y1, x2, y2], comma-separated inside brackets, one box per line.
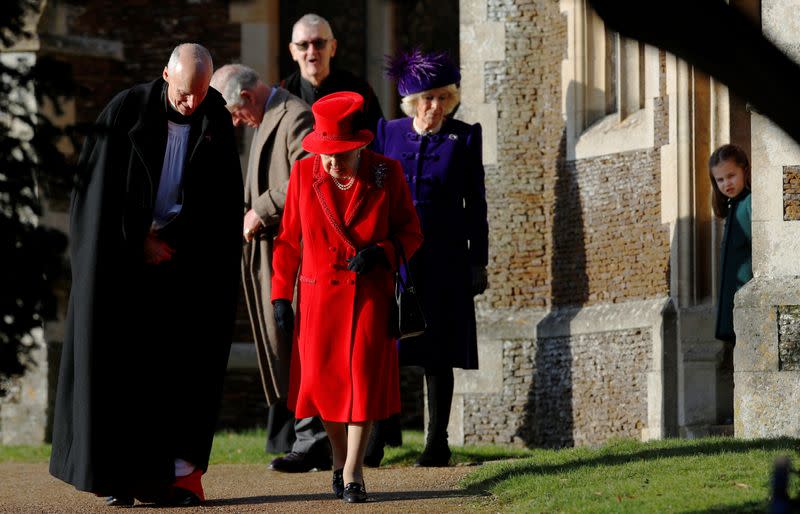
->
[302, 91, 374, 154]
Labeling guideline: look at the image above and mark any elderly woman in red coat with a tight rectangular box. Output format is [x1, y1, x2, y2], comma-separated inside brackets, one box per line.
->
[271, 91, 422, 503]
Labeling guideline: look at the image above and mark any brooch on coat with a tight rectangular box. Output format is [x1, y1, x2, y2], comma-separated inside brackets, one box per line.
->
[373, 162, 388, 188]
[448, 133, 458, 141]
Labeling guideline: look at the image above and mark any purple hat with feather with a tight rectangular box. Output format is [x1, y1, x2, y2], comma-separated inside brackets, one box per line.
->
[386, 48, 461, 97]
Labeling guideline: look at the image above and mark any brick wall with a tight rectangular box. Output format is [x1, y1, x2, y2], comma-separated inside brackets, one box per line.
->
[69, 0, 240, 107]
[463, 328, 651, 447]
[481, 0, 567, 309]
[394, 0, 459, 60]
[552, 150, 670, 306]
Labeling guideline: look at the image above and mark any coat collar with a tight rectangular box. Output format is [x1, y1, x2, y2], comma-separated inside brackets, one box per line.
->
[311, 150, 381, 250]
[128, 78, 218, 200]
[256, 88, 289, 145]
[128, 79, 168, 195]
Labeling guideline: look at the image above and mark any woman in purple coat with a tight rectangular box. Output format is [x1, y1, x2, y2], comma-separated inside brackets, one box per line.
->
[370, 49, 489, 466]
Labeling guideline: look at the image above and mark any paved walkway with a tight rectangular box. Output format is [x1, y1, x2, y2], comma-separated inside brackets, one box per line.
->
[0, 463, 489, 513]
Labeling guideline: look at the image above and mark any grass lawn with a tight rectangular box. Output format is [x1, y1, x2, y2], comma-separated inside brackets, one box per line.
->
[461, 437, 800, 513]
[208, 429, 534, 466]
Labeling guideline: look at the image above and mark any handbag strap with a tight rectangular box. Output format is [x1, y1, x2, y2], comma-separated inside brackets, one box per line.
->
[392, 238, 415, 291]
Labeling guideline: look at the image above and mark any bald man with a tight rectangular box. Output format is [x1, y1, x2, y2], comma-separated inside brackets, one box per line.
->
[50, 43, 243, 507]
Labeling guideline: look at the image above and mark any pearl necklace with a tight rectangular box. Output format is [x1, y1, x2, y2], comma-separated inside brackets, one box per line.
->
[329, 152, 361, 191]
[333, 174, 355, 190]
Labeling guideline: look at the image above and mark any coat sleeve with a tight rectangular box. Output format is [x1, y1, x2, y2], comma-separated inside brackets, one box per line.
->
[271, 160, 303, 302]
[252, 106, 314, 227]
[741, 194, 752, 243]
[376, 159, 423, 271]
[464, 123, 489, 267]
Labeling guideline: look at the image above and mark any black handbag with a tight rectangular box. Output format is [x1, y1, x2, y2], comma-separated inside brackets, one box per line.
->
[391, 240, 426, 340]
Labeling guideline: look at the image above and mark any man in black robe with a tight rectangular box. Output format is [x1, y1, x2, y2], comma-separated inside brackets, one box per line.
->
[281, 13, 383, 134]
[49, 43, 243, 507]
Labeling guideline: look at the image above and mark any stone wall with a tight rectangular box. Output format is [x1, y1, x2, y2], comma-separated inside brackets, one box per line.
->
[452, 0, 676, 448]
[459, 302, 661, 448]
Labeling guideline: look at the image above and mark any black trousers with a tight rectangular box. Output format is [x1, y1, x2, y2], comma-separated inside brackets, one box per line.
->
[266, 400, 328, 454]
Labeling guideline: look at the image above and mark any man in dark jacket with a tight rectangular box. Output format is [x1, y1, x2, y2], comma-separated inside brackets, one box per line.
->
[49, 43, 243, 507]
[281, 13, 383, 134]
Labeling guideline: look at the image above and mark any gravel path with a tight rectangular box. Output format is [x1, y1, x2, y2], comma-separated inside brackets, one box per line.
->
[0, 463, 490, 513]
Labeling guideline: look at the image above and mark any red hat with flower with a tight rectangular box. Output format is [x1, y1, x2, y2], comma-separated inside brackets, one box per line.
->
[302, 91, 374, 154]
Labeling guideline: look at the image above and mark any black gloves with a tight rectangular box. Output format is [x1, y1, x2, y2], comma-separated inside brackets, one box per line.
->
[273, 299, 294, 338]
[346, 244, 388, 275]
[471, 266, 488, 295]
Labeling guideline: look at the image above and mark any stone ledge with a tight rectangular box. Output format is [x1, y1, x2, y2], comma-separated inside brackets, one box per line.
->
[39, 34, 123, 60]
[537, 297, 673, 338]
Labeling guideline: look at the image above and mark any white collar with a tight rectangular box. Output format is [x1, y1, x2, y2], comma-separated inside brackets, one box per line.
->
[413, 117, 443, 136]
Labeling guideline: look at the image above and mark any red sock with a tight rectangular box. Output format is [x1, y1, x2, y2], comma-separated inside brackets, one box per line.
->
[173, 468, 204, 501]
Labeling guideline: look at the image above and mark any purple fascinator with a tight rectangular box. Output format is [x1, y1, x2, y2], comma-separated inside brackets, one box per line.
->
[385, 48, 461, 97]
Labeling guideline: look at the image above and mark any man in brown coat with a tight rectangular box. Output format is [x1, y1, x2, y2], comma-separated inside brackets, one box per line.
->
[211, 65, 330, 471]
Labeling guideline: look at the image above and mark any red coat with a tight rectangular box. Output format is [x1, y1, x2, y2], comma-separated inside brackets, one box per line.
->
[272, 150, 423, 422]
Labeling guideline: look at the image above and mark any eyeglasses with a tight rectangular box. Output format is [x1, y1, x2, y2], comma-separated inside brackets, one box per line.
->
[292, 38, 329, 51]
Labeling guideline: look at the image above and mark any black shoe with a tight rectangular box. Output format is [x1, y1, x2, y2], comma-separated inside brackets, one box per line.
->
[269, 451, 332, 472]
[342, 482, 368, 503]
[414, 441, 452, 467]
[104, 495, 134, 507]
[332, 469, 344, 499]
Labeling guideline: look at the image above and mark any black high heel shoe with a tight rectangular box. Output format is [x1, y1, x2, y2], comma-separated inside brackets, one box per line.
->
[342, 481, 368, 503]
[332, 469, 344, 499]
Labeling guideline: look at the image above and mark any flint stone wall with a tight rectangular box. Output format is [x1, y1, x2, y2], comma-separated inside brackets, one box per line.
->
[455, 299, 671, 447]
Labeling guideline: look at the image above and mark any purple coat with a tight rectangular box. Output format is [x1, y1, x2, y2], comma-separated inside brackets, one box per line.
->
[373, 116, 488, 369]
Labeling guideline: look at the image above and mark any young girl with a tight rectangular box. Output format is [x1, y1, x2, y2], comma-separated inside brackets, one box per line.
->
[709, 144, 753, 342]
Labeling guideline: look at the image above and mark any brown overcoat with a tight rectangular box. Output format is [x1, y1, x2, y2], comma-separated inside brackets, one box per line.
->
[242, 87, 313, 405]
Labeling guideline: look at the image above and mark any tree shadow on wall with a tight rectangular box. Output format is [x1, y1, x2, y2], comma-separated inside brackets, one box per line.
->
[519, 123, 589, 448]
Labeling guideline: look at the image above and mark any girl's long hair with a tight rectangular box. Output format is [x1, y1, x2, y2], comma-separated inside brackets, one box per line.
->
[709, 144, 751, 218]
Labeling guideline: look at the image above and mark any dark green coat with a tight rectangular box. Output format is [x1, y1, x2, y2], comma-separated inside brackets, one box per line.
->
[716, 190, 752, 342]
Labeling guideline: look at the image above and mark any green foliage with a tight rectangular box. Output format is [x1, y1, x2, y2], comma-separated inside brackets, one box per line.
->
[461, 437, 800, 513]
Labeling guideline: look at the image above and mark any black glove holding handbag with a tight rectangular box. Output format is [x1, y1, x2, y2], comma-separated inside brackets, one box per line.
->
[471, 266, 488, 295]
[273, 299, 294, 338]
[346, 244, 388, 275]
